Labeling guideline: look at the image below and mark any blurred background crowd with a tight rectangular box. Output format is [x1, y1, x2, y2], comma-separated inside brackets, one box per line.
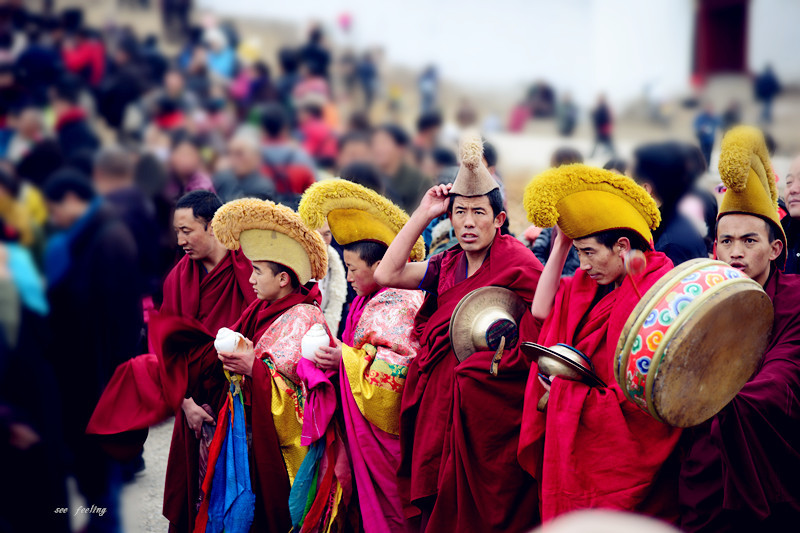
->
[1, 0, 799, 532]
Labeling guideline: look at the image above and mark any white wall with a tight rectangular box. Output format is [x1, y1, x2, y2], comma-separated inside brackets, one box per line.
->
[588, 0, 694, 108]
[749, 0, 800, 83]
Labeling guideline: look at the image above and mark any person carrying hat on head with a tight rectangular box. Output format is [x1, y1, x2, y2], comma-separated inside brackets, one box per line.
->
[518, 164, 681, 523]
[299, 179, 425, 533]
[679, 126, 800, 532]
[124, 199, 348, 532]
[374, 135, 543, 533]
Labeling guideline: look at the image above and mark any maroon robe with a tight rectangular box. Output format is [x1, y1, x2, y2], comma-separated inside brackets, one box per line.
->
[87, 250, 254, 435]
[517, 251, 681, 522]
[86, 250, 254, 533]
[399, 232, 543, 532]
[679, 269, 800, 532]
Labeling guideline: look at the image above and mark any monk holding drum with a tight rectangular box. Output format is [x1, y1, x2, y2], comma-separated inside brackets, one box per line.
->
[517, 164, 683, 523]
[679, 126, 800, 531]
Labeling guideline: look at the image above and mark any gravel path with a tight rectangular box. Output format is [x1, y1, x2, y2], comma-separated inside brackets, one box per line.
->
[121, 419, 173, 533]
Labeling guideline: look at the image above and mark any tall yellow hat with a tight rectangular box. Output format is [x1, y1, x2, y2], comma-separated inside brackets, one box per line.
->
[449, 134, 499, 197]
[718, 125, 786, 259]
[524, 164, 660, 242]
[211, 198, 327, 284]
[298, 179, 426, 261]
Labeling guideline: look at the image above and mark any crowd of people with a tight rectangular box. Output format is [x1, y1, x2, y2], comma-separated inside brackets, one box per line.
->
[1, 2, 799, 533]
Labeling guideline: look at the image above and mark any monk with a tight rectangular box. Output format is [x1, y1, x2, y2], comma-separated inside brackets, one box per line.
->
[680, 126, 800, 531]
[184, 198, 348, 532]
[518, 164, 680, 523]
[87, 190, 254, 532]
[374, 137, 542, 532]
[300, 179, 426, 532]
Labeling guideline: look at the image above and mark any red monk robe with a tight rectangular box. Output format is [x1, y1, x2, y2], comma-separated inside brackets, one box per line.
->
[399, 232, 543, 532]
[87, 249, 254, 533]
[518, 250, 681, 523]
[88, 250, 254, 435]
[680, 269, 800, 532]
[152, 283, 324, 532]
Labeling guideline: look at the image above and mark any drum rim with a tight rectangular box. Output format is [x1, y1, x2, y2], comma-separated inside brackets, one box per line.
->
[615, 258, 717, 391]
[643, 275, 763, 423]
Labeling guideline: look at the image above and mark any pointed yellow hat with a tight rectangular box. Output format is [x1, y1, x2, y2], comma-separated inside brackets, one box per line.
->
[298, 179, 426, 261]
[718, 125, 786, 253]
[524, 164, 660, 242]
[449, 134, 499, 197]
[211, 198, 327, 284]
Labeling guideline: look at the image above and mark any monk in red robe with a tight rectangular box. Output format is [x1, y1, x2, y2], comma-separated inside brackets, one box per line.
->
[375, 136, 543, 532]
[87, 191, 254, 532]
[680, 126, 800, 531]
[518, 165, 681, 523]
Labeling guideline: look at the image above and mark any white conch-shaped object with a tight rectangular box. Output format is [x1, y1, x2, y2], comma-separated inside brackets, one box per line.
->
[301, 323, 330, 361]
[214, 327, 247, 353]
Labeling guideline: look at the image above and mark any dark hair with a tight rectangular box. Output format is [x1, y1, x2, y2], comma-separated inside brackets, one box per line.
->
[0, 169, 19, 197]
[633, 142, 697, 208]
[374, 124, 410, 148]
[347, 110, 371, 133]
[603, 158, 628, 174]
[416, 110, 442, 133]
[260, 103, 288, 138]
[432, 147, 458, 167]
[483, 141, 498, 168]
[175, 190, 222, 226]
[337, 131, 371, 153]
[763, 131, 776, 156]
[551, 147, 583, 167]
[300, 103, 324, 120]
[51, 75, 82, 104]
[587, 228, 651, 253]
[170, 129, 202, 151]
[447, 188, 505, 218]
[43, 168, 95, 202]
[66, 150, 95, 177]
[263, 260, 300, 289]
[343, 241, 388, 267]
[309, 26, 323, 45]
[278, 47, 300, 74]
[340, 162, 384, 194]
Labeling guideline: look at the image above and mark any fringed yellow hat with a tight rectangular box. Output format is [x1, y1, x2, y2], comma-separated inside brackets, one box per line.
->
[718, 125, 786, 258]
[450, 134, 498, 197]
[211, 198, 327, 284]
[524, 164, 660, 242]
[298, 179, 426, 261]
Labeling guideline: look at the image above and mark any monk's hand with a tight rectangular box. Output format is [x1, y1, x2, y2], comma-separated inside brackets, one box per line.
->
[182, 397, 215, 439]
[417, 183, 452, 222]
[218, 339, 256, 377]
[314, 339, 343, 371]
[552, 225, 573, 251]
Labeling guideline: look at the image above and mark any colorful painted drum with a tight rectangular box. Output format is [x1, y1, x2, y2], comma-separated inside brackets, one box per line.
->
[615, 258, 773, 427]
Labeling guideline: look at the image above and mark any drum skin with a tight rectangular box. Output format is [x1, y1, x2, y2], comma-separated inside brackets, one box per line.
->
[615, 258, 773, 427]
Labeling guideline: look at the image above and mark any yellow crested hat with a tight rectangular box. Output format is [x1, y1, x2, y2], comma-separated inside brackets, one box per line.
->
[450, 134, 499, 197]
[718, 125, 786, 254]
[298, 179, 426, 261]
[524, 164, 660, 242]
[211, 198, 327, 284]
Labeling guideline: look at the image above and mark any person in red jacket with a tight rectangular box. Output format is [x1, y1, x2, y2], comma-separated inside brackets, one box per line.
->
[519, 164, 680, 524]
